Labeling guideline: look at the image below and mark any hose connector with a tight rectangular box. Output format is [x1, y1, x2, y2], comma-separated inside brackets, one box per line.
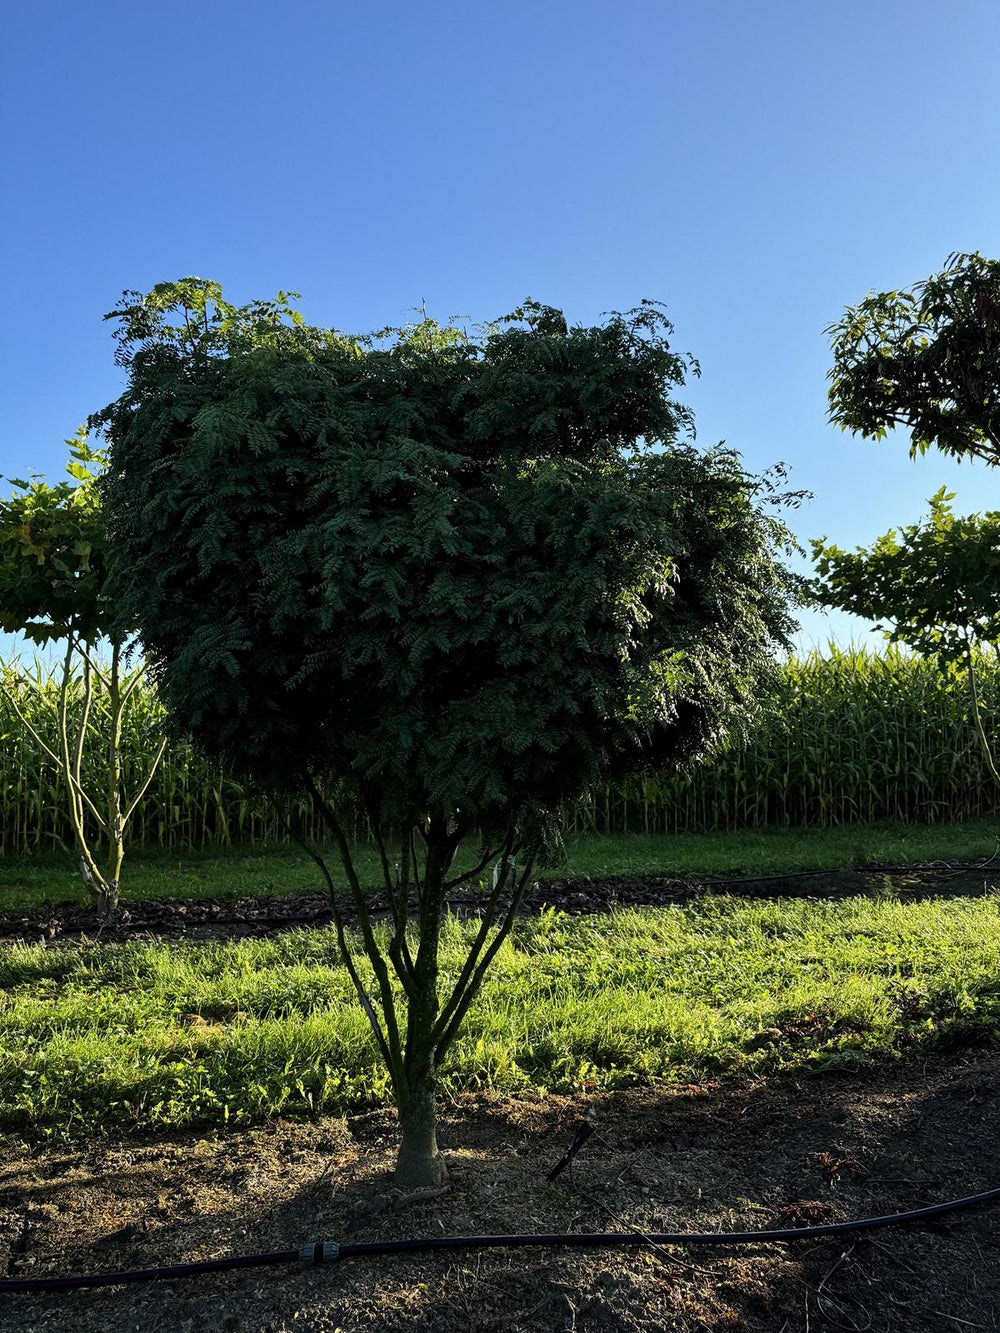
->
[298, 1241, 340, 1266]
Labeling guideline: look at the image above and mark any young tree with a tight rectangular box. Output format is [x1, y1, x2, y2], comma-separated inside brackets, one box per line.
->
[0, 431, 166, 915]
[95, 279, 801, 1186]
[812, 493, 1000, 786]
[819, 253, 1000, 790]
[827, 250, 1000, 466]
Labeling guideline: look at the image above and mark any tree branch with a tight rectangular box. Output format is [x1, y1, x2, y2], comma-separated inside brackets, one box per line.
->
[442, 837, 502, 893]
[122, 735, 169, 825]
[430, 827, 518, 1049]
[73, 655, 95, 803]
[56, 638, 106, 892]
[964, 637, 1000, 791]
[67, 633, 113, 690]
[305, 772, 405, 1076]
[435, 850, 536, 1061]
[283, 813, 396, 1080]
[409, 827, 423, 907]
[121, 658, 151, 706]
[369, 814, 417, 997]
[0, 673, 108, 833]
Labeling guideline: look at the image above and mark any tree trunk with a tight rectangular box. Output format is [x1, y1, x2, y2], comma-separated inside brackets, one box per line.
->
[311, 802, 460, 1189]
[391, 818, 452, 1188]
[78, 853, 120, 918]
[394, 1073, 446, 1188]
[92, 878, 120, 917]
[104, 642, 126, 913]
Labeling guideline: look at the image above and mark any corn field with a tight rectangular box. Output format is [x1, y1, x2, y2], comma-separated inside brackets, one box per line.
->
[0, 659, 349, 855]
[567, 645, 1000, 837]
[1, 646, 998, 855]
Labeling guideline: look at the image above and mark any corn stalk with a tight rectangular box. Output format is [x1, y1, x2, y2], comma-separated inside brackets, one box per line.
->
[3, 646, 1000, 848]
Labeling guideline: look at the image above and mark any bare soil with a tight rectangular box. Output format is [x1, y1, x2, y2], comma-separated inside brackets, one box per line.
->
[2, 1053, 999, 1332]
[1, 862, 996, 945]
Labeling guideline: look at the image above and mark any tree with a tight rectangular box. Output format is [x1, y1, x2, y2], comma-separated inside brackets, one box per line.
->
[95, 278, 801, 1186]
[0, 431, 166, 915]
[819, 252, 1000, 792]
[812, 493, 1000, 787]
[827, 251, 1000, 465]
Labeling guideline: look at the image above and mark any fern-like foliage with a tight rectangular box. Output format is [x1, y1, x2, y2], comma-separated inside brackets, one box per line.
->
[94, 280, 802, 846]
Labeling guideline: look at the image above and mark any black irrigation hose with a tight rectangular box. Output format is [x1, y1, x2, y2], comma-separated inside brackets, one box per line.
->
[4, 1184, 1000, 1294]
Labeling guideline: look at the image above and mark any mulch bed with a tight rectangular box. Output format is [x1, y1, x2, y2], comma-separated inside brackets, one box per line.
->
[0, 862, 997, 946]
[1, 1053, 999, 1331]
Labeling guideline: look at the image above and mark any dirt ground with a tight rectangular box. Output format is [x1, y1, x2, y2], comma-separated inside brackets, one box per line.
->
[0, 861, 996, 945]
[2, 1052, 999, 1332]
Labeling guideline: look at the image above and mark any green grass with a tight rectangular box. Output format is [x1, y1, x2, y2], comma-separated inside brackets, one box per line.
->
[3, 891, 1000, 1137]
[1, 818, 998, 912]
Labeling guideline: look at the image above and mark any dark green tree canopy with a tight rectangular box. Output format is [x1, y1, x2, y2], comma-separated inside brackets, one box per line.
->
[827, 251, 1000, 465]
[95, 279, 800, 840]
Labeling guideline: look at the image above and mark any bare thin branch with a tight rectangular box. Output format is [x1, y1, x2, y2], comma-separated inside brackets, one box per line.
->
[0, 675, 108, 832]
[965, 637, 1000, 790]
[56, 638, 106, 891]
[435, 851, 536, 1060]
[369, 815, 417, 997]
[431, 828, 518, 1048]
[121, 665, 149, 707]
[73, 656, 95, 806]
[283, 816, 396, 1081]
[122, 736, 169, 825]
[442, 838, 502, 893]
[306, 773, 405, 1075]
[409, 827, 423, 906]
[68, 634, 113, 690]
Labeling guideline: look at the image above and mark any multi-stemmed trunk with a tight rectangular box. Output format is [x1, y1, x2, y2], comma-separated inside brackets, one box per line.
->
[393, 878, 447, 1187]
[75, 642, 124, 917]
[0, 634, 166, 919]
[301, 784, 534, 1189]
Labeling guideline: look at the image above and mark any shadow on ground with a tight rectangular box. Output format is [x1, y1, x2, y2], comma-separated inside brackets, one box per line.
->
[1, 1051, 998, 1332]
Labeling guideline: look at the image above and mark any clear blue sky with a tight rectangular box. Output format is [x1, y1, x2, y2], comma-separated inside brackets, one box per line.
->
[3, 0, 999, 656]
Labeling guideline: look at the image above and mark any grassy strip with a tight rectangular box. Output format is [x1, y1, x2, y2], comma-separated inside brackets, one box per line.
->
[2, 892, 1000, 1136]
[0, 818, 998, 912]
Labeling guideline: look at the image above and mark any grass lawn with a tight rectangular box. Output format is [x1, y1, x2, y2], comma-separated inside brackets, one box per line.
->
[2, 891, 1000, 1137]
[1, 816, 999, 910]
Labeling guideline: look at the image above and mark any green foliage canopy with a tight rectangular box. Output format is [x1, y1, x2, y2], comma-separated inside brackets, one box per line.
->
[0, 430, 114, 645]
[0, 431, 166, 915]
[812, 490, 1000, 667]
[827, 251, 1000, 465]
[95, 280, 801, 842]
